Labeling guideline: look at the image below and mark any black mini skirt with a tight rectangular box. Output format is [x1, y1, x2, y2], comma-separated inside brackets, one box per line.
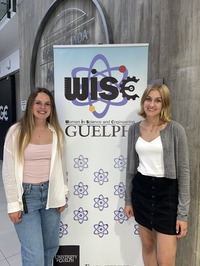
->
[131, 172, 178, 235]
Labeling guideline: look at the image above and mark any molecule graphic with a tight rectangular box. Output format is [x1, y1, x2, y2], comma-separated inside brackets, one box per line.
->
[134, 224, 140, 235]
[59, 221, 68, 238]
[94, 168, 109, 185]
[114, 182, 126, 199]
[70, 54, 139, 118]
[114, 155, 127, 172]
[74, 155, 88, 171]
[114, 207, 128, 224]
[74, 182, 88, 199]
[74, 207, 88, 224]
[65, 197, 68, 208]
[94, 194, 109, 211]
[94, 221, 109, 238]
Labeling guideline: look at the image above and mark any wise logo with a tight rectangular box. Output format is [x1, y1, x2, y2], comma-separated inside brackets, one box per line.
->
[64, 54, 140, 119]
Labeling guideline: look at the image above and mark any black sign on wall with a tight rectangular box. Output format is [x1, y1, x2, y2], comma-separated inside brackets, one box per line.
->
[0, 76, 16, 160]
[54, 245, 80, 266]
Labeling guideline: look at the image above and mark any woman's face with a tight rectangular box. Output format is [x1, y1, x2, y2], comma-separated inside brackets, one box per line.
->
[32, 92, 51, 121]
[143, 89, 162, 118]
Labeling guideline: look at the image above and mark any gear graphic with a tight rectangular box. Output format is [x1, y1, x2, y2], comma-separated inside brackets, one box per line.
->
[120, 76, 140, 100]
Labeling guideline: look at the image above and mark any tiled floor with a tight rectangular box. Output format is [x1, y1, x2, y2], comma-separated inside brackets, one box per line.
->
[0, 160, 22, 266]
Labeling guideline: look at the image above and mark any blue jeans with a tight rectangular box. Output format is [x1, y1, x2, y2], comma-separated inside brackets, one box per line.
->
[14, 182, 60, 266]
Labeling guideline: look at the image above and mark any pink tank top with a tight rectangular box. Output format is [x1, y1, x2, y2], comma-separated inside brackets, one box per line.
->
[23, 143, 52, 184]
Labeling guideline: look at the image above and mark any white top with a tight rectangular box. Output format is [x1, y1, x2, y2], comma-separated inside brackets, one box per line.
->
[23, 143, 52, 183]
[2, 123, 69, 213]
[136, 136, 164, 177]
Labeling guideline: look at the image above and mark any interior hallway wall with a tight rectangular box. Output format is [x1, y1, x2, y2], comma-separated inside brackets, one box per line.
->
[17, 0, 200, 265]
[101, 1, 200, 263]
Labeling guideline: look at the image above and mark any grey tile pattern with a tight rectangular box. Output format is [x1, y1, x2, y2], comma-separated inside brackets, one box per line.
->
[0, 160, 22, 265]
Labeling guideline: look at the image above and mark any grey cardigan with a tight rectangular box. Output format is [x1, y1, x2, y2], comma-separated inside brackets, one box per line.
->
[125, 120, 190, 221]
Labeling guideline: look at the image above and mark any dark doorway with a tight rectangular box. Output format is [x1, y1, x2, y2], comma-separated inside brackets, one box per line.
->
[0, 76, 16, 160]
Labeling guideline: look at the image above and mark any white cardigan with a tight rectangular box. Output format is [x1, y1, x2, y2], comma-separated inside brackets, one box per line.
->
[2, 123, 69, 213]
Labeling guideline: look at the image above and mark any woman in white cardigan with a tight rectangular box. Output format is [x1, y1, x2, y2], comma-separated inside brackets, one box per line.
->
[2, 88, 68, 266]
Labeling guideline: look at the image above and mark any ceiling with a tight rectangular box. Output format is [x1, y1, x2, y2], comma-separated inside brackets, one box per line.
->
[0, 13, 19, 62]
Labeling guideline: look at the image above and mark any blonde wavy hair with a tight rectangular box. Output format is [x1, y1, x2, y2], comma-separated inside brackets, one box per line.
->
[138, 83, 172, 122]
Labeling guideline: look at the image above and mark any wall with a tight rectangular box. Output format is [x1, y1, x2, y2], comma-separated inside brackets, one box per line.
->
[0, 50, 20, 78]
[17, 0, 200, 265]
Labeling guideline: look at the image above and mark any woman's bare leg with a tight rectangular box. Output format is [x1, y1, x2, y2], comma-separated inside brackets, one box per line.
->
[138, 224, 158, 266]
[156, 232, 177, 266]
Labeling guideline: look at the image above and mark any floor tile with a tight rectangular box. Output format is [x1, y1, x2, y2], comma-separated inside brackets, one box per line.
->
[0, 167, 21, 260]
[0, 250, 5, 261]
[0, 175, 3, 187]
[7, 253, 22, 266]
[0, 259, 9, 266]
[0, 234, 20, 259]
[0, 187, 7, 212]
[0, 224, 20, 259]
[0, 209, 15, 233]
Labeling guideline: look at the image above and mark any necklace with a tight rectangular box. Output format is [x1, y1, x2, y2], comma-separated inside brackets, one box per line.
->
[142, 121, 166, 134]
[34, 126, 48, 138]
[148, 125, 158, 132]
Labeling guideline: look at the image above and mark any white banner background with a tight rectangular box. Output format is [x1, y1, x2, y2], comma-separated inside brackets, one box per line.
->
[54, 44, 148, 266]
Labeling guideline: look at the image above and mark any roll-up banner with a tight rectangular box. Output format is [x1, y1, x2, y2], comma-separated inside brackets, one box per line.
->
[53, 44, 148, 266]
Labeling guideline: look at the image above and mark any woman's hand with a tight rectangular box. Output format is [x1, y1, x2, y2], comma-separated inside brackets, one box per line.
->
[57, 205, 66, 212]
[9, 211, 22, 223]
[176, 220, 188, 238]
[124, 204, 134, 218]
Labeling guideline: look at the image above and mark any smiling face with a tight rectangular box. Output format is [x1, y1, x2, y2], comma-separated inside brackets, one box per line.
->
[139, 84, 171, 122]
[32, 92, 51, 121]
[143, 89, 162, 118]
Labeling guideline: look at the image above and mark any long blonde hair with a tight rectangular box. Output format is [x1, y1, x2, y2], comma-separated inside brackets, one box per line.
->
[138, 83, 172, 122]
[18, 88, 64, 160]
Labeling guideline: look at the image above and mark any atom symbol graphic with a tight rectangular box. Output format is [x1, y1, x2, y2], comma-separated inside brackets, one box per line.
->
[134, 224, 140, 235]
[71, 54, 129, 118]
[73, 207, 88, 224]
[65, 197, 68, 208]
[94, 194, 109, 211]
[93, 221, 109, 238]
[94, 169, 109, 185]
[114, 155, 127, 172]
[74, 182, 88, 198]
[74, 155, 88, 171]
[59, 221, 68, 238]
[114, 207, 128, 224]
[114, 182, 126, 198]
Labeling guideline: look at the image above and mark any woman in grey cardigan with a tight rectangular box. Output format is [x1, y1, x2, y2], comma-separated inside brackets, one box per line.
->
[124, 83, 190, 266]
